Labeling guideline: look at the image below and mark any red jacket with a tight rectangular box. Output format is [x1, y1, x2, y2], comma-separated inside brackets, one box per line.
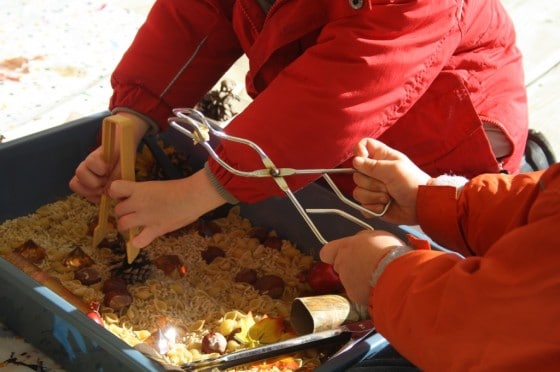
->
[110, 0, 528, 203]
[371, 163, 560, 371]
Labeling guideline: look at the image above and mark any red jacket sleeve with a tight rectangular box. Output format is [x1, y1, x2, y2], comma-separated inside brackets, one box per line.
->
[109, 0, 243, 127]
[109, 0, 526, 206]
[371, 164, 560, 370]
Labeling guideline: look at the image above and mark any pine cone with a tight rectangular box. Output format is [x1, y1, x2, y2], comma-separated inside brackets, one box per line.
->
[110, 250, 153, 284]
[195, 79, 240, 122]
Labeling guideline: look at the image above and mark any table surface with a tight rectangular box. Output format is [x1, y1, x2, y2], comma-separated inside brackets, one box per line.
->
[1, 0, 559, 369]
[0, 324, 64, 371]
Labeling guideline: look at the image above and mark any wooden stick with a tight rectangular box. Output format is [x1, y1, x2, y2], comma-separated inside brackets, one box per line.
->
[92, 118, 116, 248]
[118, 118, 141, 264]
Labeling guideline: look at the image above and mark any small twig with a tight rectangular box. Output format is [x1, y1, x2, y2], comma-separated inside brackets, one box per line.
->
[2, 352, 46, 371]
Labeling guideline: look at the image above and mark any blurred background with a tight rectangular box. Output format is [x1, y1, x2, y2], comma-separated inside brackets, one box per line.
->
[1, 0, 558, 156]
[1, 0, 154, 141]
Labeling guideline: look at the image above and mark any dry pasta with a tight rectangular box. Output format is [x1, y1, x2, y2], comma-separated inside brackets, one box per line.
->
[0, 194, 323, 371]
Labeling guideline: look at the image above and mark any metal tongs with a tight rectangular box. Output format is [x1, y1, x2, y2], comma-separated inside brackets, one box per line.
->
[91, 115, 140, 263]
[168, 108, 390, 244]
[182, 320, 375, 371]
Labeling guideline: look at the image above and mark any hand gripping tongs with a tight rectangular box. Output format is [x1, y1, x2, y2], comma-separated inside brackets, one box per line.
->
[168, 108, 391, 245]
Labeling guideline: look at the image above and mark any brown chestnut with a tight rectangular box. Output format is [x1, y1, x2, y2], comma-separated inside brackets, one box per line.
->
[263, 236, 282, 251]
[103, 290, 132, 311]
[254, 274, 285, 299]
[234, 268, 258, 284]
[201, 332, 227, 354]
[154, 254, 187, 278]
[247, 226, 269, 243]
[98, 234, 125, 254]
[74, 267, 101, 285]
[197, 220, 222, 238]
[101, 277, 128, 294]
[14, 239, 47, 264]
[201, 246, 225, 264]
[63, 246, 94, 269]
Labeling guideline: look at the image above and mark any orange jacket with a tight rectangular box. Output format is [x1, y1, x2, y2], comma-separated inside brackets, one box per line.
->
[371, 163, 560, 370]
[110, 0, 527, 202]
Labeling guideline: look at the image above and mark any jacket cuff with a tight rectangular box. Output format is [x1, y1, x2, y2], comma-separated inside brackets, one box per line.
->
[429, 174, 468, 190]
[204, 162, 239, 205]
[111, 107, 160, 136]
[417, 185, 465, 251]
[370, 246, 413, 288]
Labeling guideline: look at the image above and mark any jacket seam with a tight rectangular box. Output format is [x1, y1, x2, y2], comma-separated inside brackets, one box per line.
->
[456, 0, 465, 37]
[239, 1, 260, 36]
[390, 24, 455, 126]
[159, 35, 208, 100]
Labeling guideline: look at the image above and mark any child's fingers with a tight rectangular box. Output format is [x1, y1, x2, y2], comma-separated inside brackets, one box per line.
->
[353, 156, 399, 187]
[319, 240, 341, 265]
[131, 227, 157, 249]
[354, 138, 401, 160]
[108, 179, 135, 201]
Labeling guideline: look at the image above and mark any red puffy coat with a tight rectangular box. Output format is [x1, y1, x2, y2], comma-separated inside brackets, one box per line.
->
[110, 0, 528, 203]
[371, 163, 560, 370]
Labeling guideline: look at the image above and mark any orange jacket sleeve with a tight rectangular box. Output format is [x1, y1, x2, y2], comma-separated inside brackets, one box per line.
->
[370, 164, 560, 370]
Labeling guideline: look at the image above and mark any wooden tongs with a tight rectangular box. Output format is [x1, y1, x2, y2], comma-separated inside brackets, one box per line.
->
[91, 115, 140, 264]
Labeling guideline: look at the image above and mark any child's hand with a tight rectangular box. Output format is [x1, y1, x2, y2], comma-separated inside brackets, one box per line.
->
[69, 112, 149, 203]
[352, 138, 431, 225]
[320, 230, 404, 306]
[69, 146, 118, 203]
[109, 169, 227, 248]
